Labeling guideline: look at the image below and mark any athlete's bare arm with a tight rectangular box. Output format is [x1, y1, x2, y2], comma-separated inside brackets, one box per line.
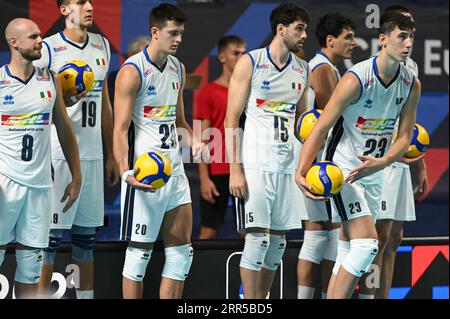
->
[296, 72, 360, 199]
[310, 64, 339, 110]
[52, 77, 82, 212]
[224, 54, 252, 199]
[113, 65, 155, 192]
[101, 75, 119, 186]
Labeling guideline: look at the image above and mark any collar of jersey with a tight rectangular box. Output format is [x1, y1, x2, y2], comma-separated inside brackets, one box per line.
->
[373, 56, 400, 89]
[5, 65, 35, 85]
[59, 31, 89, 50]
[266, 46, 292, 72]
[143, 46, 167, 73]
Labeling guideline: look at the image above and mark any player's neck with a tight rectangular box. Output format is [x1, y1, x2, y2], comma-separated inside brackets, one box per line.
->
[320, 48, 341, 65]
[63, 27, 88, 44]
[215, 67, 232, 87]
[268, 39, 291, 67]
[146, 44, 169, 68]
[8, 55, 34, 81]
[377, 50, 401, 78]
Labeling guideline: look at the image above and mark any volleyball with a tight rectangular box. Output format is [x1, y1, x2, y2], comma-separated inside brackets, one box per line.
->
[57, 60, 95, 94]
[134, 151, 172, 189]
[305, 161, 344, 197]
[296, 109, 322, 143]
[404, 123, 430, 158]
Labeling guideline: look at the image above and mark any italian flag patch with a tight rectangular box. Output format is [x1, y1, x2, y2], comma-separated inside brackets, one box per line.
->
[40, 91, 52, 99]
[172, 82, 179, 90]
[96, 58, 106, 66]
[292, 82, 301, 90]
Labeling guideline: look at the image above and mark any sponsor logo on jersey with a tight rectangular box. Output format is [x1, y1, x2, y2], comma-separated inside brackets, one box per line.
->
[291, 82, 302, 94]
[363, 99, 373, 109]
[261, 80, 270, 90]
[53, 45, 68, 53]
[144, 105, 176, 118]
[2, 95, 14, 105]
[1, 112, 50, 126]
[256, 63, 270, 70]
[91, 80, 104, 92]
[36, 67, 51, 81]
[40, 91, 53, 103]
[147, 85, 157, 96]
[91, 43, 104, 50]
[0, 79, 11, 85]
[256, 98, 296, 114]
[356, 117, 396, 131]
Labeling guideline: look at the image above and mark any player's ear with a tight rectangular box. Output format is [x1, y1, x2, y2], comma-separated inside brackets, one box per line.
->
[60, 4, 72, 17]
[326, 35, 334, 49]
[379, 33, 387, 48]
[150, 26, 159, 40]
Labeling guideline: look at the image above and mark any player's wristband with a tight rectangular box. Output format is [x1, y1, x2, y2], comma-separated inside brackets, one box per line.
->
[121, 170, 135, 182]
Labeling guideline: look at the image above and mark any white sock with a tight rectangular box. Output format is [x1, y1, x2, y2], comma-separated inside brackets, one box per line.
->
[297, 285, 315, 299]
[76, 290, 94, 299]
[358, 293, 375, 299]
[321, 292, 327, 299]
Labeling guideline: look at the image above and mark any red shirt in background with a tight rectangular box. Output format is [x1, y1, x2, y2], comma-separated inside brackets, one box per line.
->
[194, 82, 229, 175]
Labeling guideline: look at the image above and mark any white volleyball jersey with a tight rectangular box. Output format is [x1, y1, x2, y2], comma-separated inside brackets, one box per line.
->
[242, 47, 309, 174]
[391, 56, 419, 168]
[0, 65, 56, 189]
[34, 31, 110, 160]
[308, 51, 341, 110]
[324, 56, 416, 185]
[123, 49, 184, 176]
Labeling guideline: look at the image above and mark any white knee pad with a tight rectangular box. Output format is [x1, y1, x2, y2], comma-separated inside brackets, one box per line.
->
[0, 249, 5, 267]
[341, 239, 379, 277]
[263, 234, 286, 271]
[162, 244, 194, 281]
[15, 249, 43, 284]
[332, 240, 351, 275]
[323, 228, 340, 262]
[122, 247, 152, 282]
[240, 233, 270, 271]
[298, 230, 328, 264]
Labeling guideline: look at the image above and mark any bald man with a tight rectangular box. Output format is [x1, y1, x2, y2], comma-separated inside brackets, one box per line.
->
[0, 18, 81, 298]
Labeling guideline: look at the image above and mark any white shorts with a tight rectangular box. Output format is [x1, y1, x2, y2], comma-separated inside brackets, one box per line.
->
[298, 188, 332, 222]
[0, 174, 52, 248]
[236, 168, 302, 231]
[330, 182, 381, 223]
[51, 159, 104, 229]
[378, 165, 416, 221]
[120, 174, 192, 243]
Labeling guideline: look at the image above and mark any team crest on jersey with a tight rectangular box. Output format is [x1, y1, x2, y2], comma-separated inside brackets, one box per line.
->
[2, 95, 14, 105]
[143, 67, 153, 77]
[53, 45, 68, 53]
[1, 113, 50, 126]
[363, 99, 373, 109]
[291, 82, 302, 94]
[170, 66, 179, 74]
[144, 105, 176, 118]
[40, 91, 52, 103]
[256, 98, 295, 114]
[91, 43, 104, 50]
[256, 63, 270, 70]
[292, 66, 305, 74]
[401, 76, 411, 86]
[364, 78, 375, 89]
[261, 80, 270, 90]
[356, 117, 396, 131]
[147, 85, 157, 96]
[36, 67, 51, 81]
